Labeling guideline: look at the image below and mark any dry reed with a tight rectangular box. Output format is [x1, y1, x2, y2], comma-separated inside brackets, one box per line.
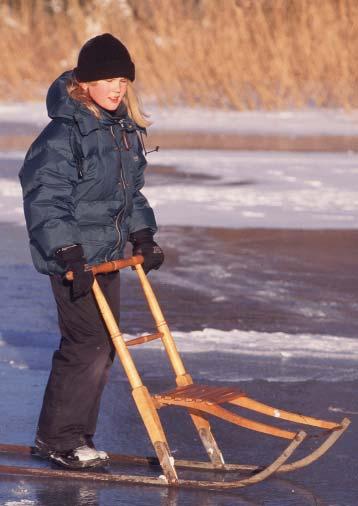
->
[0, 0, 357, 109]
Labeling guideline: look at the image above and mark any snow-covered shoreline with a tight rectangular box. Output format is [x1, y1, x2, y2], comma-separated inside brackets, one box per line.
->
[1, 102, 358, 136]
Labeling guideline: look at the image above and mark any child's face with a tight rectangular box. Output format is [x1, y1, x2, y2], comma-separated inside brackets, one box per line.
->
[82, 77, 128, 111]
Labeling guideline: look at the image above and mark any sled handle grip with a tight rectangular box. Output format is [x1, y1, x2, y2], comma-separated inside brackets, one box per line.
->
[65, 255, 144, 280]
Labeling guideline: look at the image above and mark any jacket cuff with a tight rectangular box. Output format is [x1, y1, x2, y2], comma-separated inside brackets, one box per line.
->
[129, 228, 153, 245]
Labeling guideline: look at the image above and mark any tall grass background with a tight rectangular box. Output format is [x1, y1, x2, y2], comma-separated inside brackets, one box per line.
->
[0, 0, 357, 109]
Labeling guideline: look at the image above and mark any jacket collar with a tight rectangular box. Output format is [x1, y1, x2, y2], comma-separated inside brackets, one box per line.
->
[73, 103, 138, 136]
[73, 107, 100, 136]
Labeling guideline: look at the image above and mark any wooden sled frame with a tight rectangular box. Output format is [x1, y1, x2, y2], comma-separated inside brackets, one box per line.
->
[72, 255, 349, 488]
[0, 256, 350, 490]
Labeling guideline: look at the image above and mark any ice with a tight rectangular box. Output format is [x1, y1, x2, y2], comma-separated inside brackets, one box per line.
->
[149, 106, 358, 136]
[0, 327, 357, 381]
[143, 149, 358, 229]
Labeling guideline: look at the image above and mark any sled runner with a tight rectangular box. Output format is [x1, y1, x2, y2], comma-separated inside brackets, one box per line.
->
[0, 256, 350, 489]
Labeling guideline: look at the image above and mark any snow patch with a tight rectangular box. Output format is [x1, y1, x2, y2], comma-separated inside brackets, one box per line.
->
[328, 406, 358, 415]
[117, 328, 358, 381]
[4, 501, 36, 506]
[8, 360, 28, 370]
[124, 328, 358, 361]
[0, 102, 47, 126]
[0, 178, 22, 197]
[305, 179, 323, 187]
[0, 178, 24, 225]
[242, 211, 265, 218]
[0, 151, 26, 160]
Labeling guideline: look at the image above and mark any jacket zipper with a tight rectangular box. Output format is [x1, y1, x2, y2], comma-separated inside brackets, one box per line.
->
[110, 125, 127, 256]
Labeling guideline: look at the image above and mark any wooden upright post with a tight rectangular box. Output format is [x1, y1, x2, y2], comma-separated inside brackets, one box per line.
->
[92, 278, 178, 483]
[135, 265, 225, 468]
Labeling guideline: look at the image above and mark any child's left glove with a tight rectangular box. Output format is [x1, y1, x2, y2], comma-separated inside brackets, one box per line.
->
[55, 244, 94, 299]
[129, 228, 164, 274]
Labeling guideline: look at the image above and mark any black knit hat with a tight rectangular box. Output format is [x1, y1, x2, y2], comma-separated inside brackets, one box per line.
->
[74, 33, 135, 82]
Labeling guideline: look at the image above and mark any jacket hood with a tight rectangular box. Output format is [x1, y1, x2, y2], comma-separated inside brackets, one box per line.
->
[46, 71, 79, 121]
[46, 70, 138, 135]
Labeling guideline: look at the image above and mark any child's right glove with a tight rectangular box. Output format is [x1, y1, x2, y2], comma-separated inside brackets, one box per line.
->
[129, 228, 164, 274]
[55, 244, 94, 299]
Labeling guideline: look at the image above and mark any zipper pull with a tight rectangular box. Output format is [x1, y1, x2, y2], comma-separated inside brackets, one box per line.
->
[75, 157, 83, 179]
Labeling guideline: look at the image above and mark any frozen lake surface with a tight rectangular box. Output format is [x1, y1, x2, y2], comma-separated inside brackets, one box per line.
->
[0, 111, 357, 505]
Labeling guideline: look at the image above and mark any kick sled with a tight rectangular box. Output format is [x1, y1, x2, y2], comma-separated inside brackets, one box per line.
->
[0, 256, 350, 490]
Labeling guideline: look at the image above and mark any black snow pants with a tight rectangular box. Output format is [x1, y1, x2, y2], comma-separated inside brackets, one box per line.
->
[37, 271, 119, 451]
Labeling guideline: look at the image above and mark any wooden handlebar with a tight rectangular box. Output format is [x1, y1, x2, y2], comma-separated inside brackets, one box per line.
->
[65, 255, 144, 281]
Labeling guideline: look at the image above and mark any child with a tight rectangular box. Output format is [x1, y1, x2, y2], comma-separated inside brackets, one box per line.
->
[19, 33, 164, 469]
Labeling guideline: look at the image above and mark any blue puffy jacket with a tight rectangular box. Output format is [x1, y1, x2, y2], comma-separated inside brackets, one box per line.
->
[19, 71, 157, 275]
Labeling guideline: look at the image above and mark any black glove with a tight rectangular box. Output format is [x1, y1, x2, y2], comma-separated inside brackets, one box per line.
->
[55, 244, 94, 299]
[130, 228, 164, 274]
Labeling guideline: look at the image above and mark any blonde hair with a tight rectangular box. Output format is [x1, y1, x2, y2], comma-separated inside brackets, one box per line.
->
[66, 77, 151, 128]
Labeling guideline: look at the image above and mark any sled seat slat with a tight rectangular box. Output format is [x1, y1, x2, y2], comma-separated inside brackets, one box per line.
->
[154, 384, 297, 439]
[125, 332, 163, 347]
[154, 384, 247, 405]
